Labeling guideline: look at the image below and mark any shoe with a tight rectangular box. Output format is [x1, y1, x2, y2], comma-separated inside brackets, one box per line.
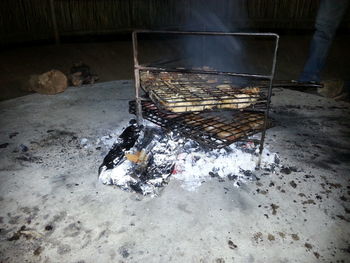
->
[318, 79, 344, 98]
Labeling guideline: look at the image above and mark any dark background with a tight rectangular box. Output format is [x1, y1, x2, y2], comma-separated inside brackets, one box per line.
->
[1, 0, 349, 45]
[0, 0, 349, 101]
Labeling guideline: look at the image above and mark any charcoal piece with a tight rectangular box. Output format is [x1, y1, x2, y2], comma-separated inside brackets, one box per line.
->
[209, 171, 219, 178]
[129, 182, 143, 194]
[274, 154, 280, 165]
[280, 166, 292, 174]
[9, 132, 18, 139]
[0, 143, 9, 148]
[98, 121, 140, 173]
[69, 62, 99, 86]
[240, 169, 254, 177]
[20, 144, 29, 152]
[227, 174, 238, 180]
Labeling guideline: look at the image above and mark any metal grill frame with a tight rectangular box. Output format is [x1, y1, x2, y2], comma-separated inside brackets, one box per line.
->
[132, 30, 279, 156]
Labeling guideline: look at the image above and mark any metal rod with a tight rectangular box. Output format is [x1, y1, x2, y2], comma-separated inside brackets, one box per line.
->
[134, 30, 279, 38]
[49, 0, 60, 45]
[135, 66, 272, 80]
[273, 82, 323, 89]
[132, 31, 143, 123]
[134, 31, 277, 80]
[258, 34, 280, 162]
[259, 79, 323, 89]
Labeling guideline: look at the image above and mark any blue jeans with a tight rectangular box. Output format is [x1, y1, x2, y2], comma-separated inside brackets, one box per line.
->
[299, 0, 349, 82]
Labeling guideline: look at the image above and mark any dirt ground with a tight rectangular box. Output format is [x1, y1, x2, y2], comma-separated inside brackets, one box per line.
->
[0, 34, 349, 101]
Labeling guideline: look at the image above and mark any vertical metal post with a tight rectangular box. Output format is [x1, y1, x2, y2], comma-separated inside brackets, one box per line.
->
[132, 31, 143, 124]
[201, 25, 206, 67]
[49, 0, 60, 45]
[258, 35, 279, 164]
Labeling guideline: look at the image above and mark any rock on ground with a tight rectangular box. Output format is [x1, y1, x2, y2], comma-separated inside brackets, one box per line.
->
[31, 70, 68, 95]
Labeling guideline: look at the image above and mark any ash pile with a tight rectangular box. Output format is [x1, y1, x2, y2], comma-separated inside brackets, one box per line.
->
[98, 120, 279, 196]
[99, 120, 180, 196]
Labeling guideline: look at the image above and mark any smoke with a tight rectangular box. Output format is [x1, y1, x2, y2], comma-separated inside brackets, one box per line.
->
[181, 0, 247, 73]
[141, 1, 273, 79]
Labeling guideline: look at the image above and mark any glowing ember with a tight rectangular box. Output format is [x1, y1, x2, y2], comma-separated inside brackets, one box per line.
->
[98, 121, 279, 196]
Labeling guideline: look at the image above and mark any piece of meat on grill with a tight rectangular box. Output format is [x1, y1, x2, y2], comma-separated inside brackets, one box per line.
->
[218, 94, 257, 110]
[140, 71, 261, 113]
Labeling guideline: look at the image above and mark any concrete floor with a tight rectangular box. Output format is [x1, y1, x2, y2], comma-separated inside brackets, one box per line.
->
[0, 81, 349, 262]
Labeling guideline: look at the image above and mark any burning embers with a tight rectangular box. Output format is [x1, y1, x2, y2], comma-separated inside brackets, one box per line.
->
[99, 121, 279, 196]
[99, 121, 179, 195]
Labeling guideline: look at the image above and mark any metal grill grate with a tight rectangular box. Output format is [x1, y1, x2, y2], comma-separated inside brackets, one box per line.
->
[129, 100, 270, 149]
[140, 71, 267, 113]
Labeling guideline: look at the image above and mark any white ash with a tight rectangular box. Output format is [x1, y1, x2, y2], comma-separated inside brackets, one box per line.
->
[99, 125, 181, 196]
[97, 134, 119, 149]
[80, 138, 92, 149]
[96, 121, 131, 149]
[172, 141, 278, 191]
[99, 123, 279, 196]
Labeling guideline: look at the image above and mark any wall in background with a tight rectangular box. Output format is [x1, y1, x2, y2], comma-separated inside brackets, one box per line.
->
[1, 0, 349, 45]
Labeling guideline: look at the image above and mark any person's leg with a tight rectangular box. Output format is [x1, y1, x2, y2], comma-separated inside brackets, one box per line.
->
[299, 0, 349, 83]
